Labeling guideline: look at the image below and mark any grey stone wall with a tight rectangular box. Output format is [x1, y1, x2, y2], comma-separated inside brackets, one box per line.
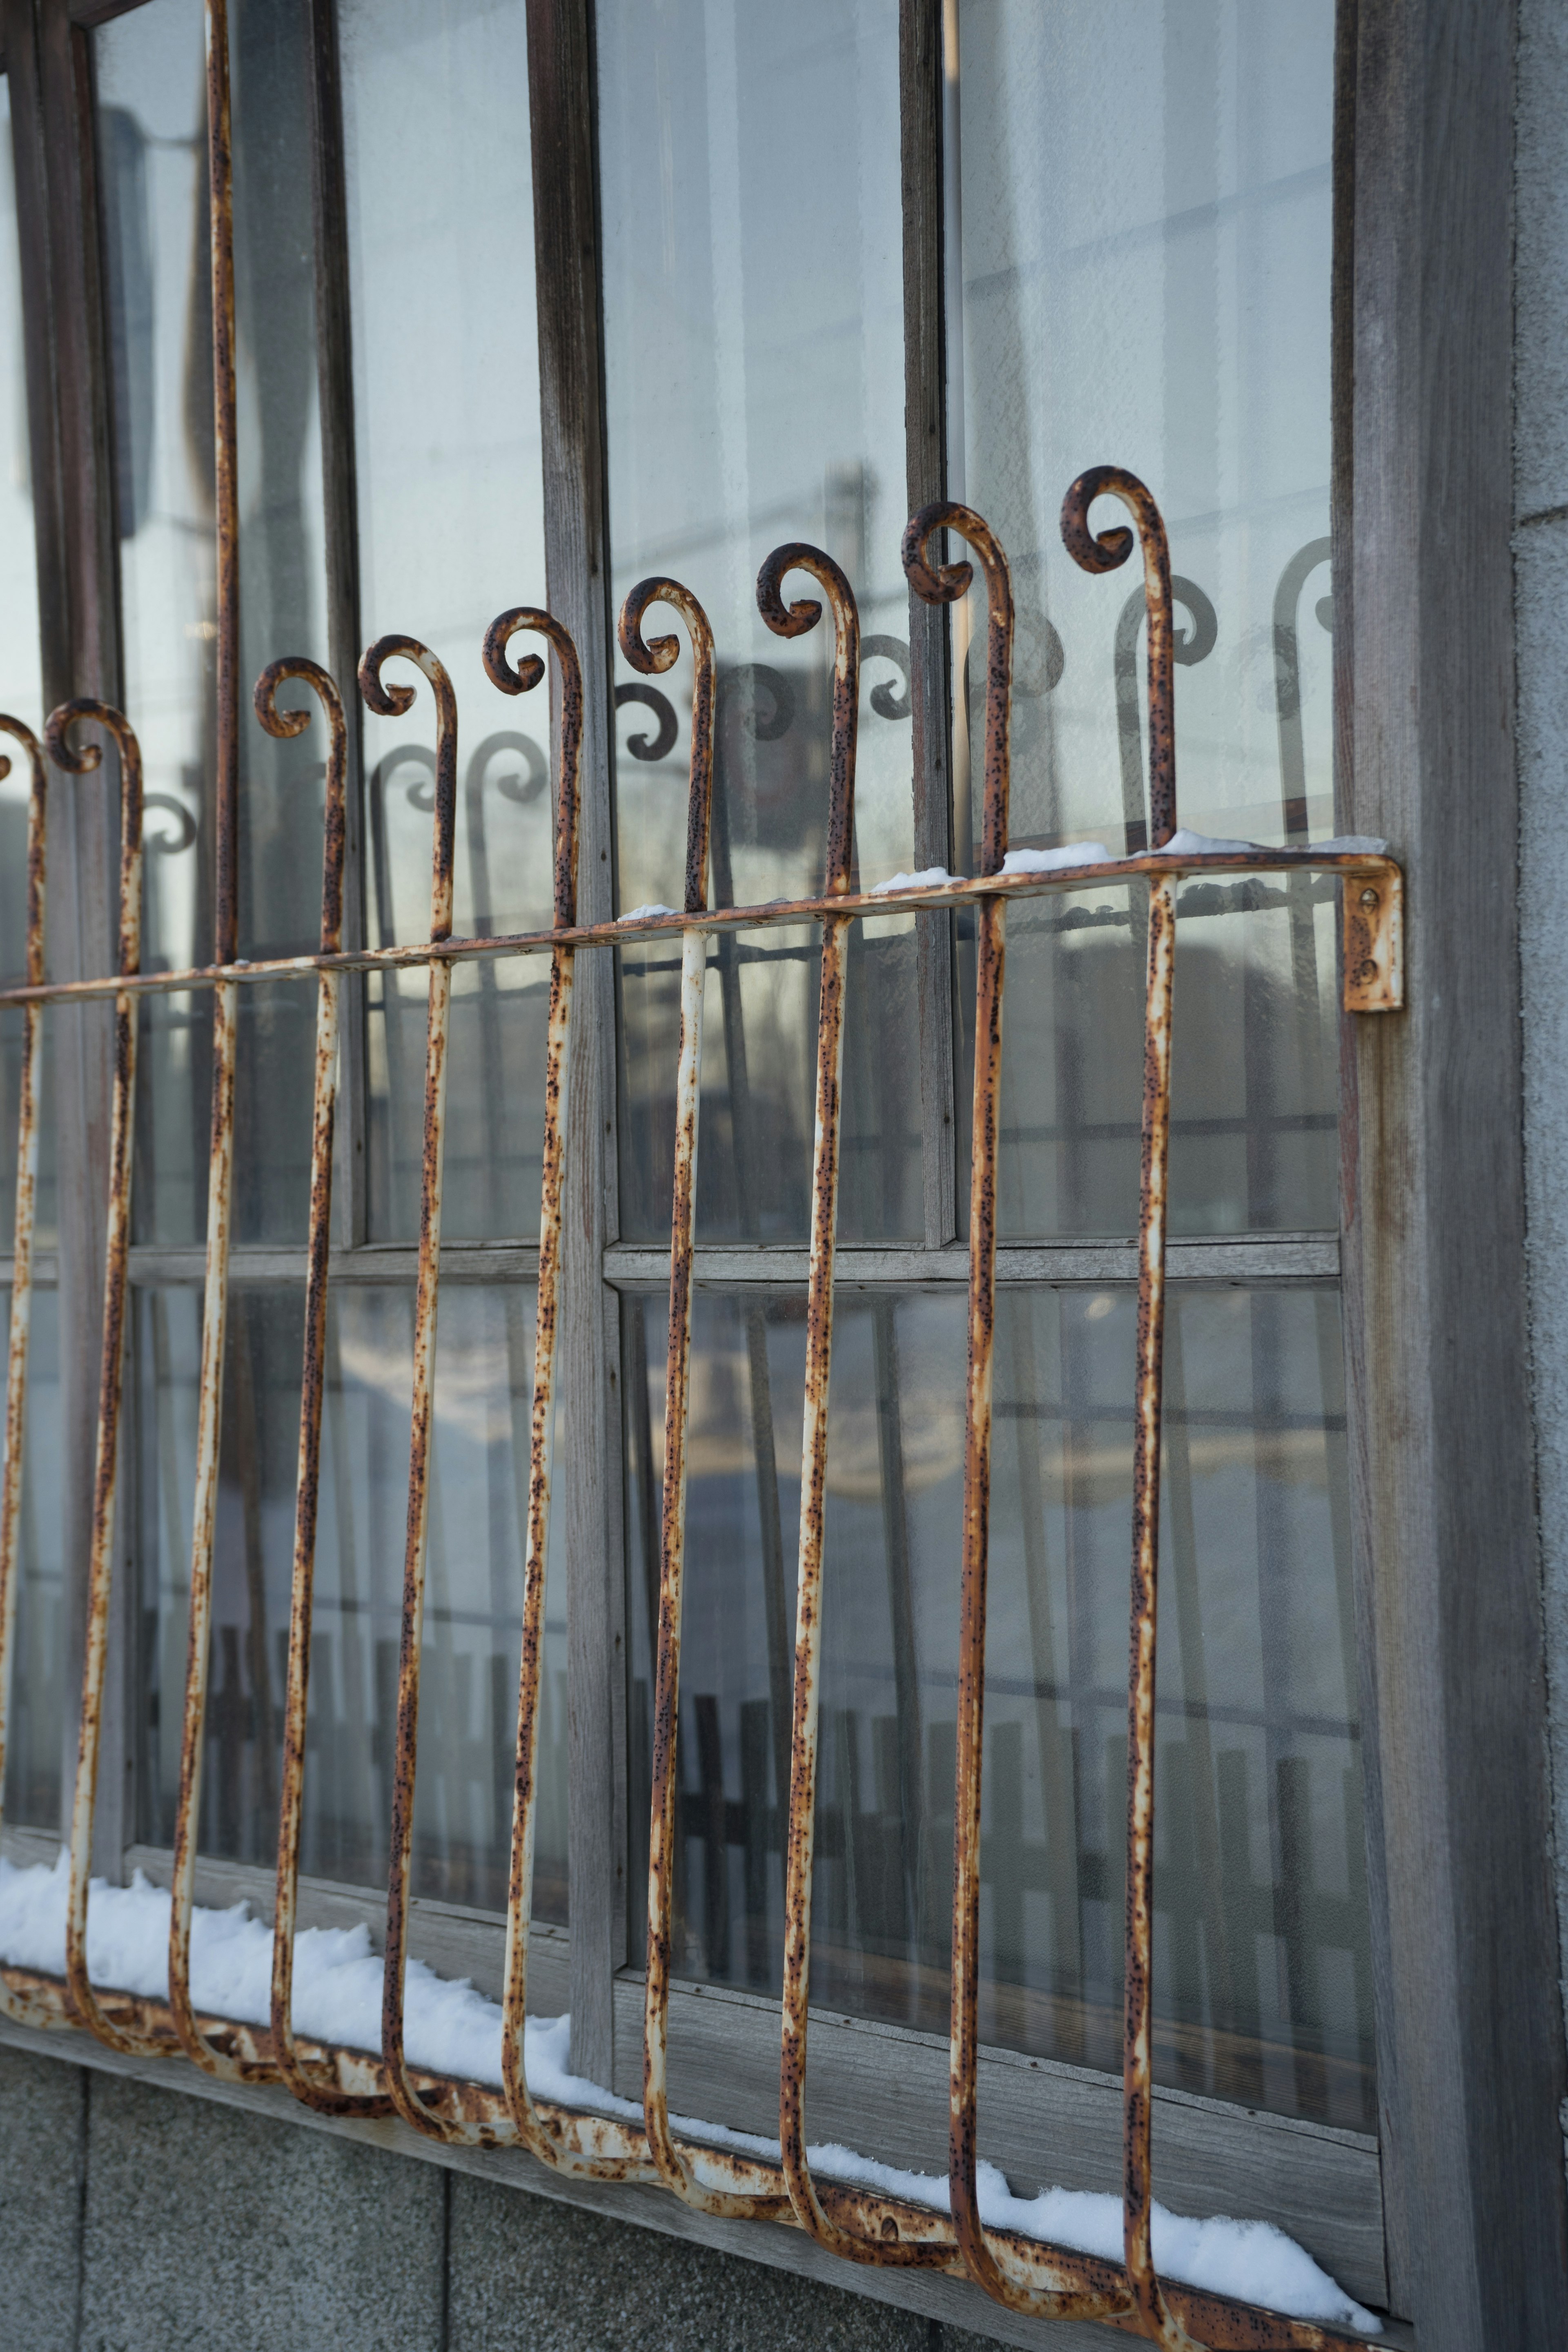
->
[1517, 0, 1568, 2158]
[0, 2047, 1011, 2352]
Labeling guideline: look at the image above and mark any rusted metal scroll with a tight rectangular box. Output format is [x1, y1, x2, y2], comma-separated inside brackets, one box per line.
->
[253, 659, 389, 2115]
[357, 633, 488, 2145]
[1061, 465, 1202, 2349]
[900, 499, 1133, 2325]
[0, 717, 53, 2033]
[50, 701, 149, 2055]
[482, 606, 648, 2179]
[165, 0, 257, 2084]
[760, 542, 942, 2267]
[619, 575, 786, 2218]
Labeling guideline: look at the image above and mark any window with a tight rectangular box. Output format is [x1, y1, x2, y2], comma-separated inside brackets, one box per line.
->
[1, 4, 1563, 2347]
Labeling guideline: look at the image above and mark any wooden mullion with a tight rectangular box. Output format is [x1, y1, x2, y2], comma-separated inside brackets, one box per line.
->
[20, 0, 125, 1871]
[526, 0, 619, 2089]
[900, 0, 956, 1248]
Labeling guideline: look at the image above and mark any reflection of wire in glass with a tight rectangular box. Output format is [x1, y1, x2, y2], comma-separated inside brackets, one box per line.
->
[1272, 537, 1332, 840]
[1113, 575, 1216, 852]
[614, 681, 678, 762]
[861, 633, 911, 719]
[141, 792, 198, 853]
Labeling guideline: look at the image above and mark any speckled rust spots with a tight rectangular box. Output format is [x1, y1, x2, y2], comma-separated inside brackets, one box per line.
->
[168, 970, 261, 2083]
[44, 700, 150, 2058]
[160, 0, 270, 2086]
[483, 608, 644, 2178]
[251, 661, 386, 2114]
[759, 544, 943, 2267]
[1342, 873, 1403, 1012]
[355, 634, 475, 2143]
[619, 579, 778, 2215]
[905, 502, 1121, 2324]
[1061, 468, 1176, 851]
[1063, 473, 1196, 2348]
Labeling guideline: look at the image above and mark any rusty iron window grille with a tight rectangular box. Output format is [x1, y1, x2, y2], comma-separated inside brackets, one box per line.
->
[0, 7, 1404, 2345]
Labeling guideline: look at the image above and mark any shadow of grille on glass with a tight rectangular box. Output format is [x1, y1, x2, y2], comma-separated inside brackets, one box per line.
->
[625, 1281, 1370, 2134]
[599, 0, 923, 1246]
[947, 0, 1339, 1240]
[134, 1282, 569, 1923]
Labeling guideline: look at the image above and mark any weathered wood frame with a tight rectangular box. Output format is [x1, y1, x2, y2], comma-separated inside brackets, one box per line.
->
[1, 0, 1564, 2344]
[1336, 0, 1568, 2342]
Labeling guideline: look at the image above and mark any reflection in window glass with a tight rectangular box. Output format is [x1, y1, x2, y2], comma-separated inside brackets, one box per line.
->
[950, 0, 1339, 1237]
[134, 1284, 568, 1921]
[340, 0, 552, 1243]
[625, 1283, 1371, 2131]
[96, 0, 331, 1245]
[0, 76, 54, 1253]
[0, 1288, 64, 1831]
[599, 0, 922, 1245]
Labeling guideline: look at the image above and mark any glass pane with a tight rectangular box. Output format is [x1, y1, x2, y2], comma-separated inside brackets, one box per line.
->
[96, 0, 331, 1248]
[0, 75, 56, 1254]
[599, 0, 922, 1245]
[0, 1286, 65, 1831]
[625, 1281, 1372, 2132]
[950, 0, 1338, 1237]
[134, 1282, 568, 1921]
[340, 0, 552, 1243]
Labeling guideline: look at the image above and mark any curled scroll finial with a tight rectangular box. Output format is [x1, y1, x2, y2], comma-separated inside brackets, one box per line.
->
[619, 579, 716, 917]
[1061, 466, 1176, 849]
[757, 544, 859, 896]
[483, 608, 582, 931]
[358, 637, 457, 943]
[255, 659, 349, 958]
[904, 503, 1013, 876]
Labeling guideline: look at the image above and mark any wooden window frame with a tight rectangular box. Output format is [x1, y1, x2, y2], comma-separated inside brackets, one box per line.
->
[0, 1, 1564, 2344]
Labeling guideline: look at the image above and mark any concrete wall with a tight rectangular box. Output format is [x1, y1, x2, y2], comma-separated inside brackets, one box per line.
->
[0, 2047, 1011, 2352]
[1516, 0, 1568, 2161]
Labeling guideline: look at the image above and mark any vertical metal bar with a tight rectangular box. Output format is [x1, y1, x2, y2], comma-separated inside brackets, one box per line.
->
[906, 501, 1122, 2321]
[1123, 872, 1193, 2348]
[165, 0, 256, 2080]
[166, 971, 247, 2071]
[618, 577, 781, 2216]
[486, 606, 645, 2177]
[1062, 467, 1198, 2348]
[303, 0, 368, 1251]
[252, 659, 389, 2113]
[354, 634, 483, 2143]
[48, 699, 151, 2055]
[0, 717, 56, 2031]
[763, 543, 944, 2267]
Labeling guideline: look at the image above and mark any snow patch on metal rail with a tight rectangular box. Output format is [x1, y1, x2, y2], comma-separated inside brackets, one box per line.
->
[0, 1852, 1375, 2334]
